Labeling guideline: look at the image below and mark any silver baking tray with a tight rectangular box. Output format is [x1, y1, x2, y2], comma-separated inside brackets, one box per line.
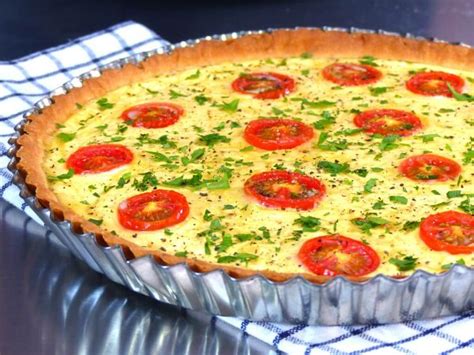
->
[7, 27, 474, 326]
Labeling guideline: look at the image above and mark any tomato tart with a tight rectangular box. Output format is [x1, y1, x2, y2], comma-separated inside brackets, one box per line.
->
[15, 29, 474, 284]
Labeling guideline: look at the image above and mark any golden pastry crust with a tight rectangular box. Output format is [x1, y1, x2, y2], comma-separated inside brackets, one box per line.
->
[15, 28, 474, 283]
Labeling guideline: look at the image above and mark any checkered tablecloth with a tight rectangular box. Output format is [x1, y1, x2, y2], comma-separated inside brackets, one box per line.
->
[0, 21, 472, 355]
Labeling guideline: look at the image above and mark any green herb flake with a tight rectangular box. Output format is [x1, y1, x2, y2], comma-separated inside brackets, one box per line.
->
[56, 132, 76, 142]
[317, 160, 350, 175]
[48, 169, 74, 181]
[116, 172, 132, 188]
[312, 111, 336, 130]
[447, 190, 463, 199]
[217, 253, 258, 266]
[402, 220, 420, 232]
[441, 259, 466, 270]
[389, 195, 408, 205]
[194, 94, 209, 105]
[369, 87, 388, 96]
[447, 83, 474, 102]
[359, 55, 378, 67]
[364, 178, 377, 193]
[96, 98, 114, 110]
[216, 99, 239, 113]
[379, 135, 400, 151]
[88, 218, 103, 226]
[294, 216, 321, 232]
[169, 89, 186, 99]
[389, 256, 418, 271]
[459, 198, 474, 214]
[185, 70, 200, 80]
[199, 133, 230, 147]
[175, 251, 188, 257]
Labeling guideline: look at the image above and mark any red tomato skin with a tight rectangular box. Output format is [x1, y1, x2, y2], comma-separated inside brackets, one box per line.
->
[118, 190, 189, 231]
[244, 118, 314, 150]
[398, 154, 462, 182]
[322, 63, 382, 86]
[231, 72, 295, 99]
[121, 102, 184, 128]
[420, 211, 474, 254]
[353, 109, 423, 136]
[298, 235, 380, 277]
[66, 144, 133, 174]
[406, 71, 465, 97]
[244, 171, 325, 210]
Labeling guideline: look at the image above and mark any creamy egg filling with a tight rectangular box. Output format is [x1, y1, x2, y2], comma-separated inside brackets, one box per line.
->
[44, 55, 474, 276]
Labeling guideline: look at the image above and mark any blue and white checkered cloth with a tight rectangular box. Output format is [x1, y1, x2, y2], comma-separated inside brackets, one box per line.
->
[0, 21, 472, 355]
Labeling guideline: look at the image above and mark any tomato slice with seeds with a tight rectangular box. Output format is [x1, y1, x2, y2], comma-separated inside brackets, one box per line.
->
[420, 211, 474, 254]
[118, 190, 189, 231]
[66, 144, 133, 174]
[121, 102, 184, 128]
[399, 154, 461, 182]
[244, 171, 325, 210]
[244, 118, 314, 150]
[231, 72, 295, 99]
[322, 63, 382, 86]
[298, 235, 380, 277]
[406, 71, 465, 97]
[353, 109, 422, 136]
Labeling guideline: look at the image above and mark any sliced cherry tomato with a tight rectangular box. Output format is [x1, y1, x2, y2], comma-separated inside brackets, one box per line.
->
[244, 171, 325, 210]
[121, 102, 184, 128]
[66, 144, 133, 174]
[420, 211, 474, 254]
[322, 63, 382, 86]
[298, 235, 380, 277]
[244, 118, 314, 150]
[399, 154, 461, 182]
[406, 71, 465, 97]
[353, 109, 422, 136]
[118, 190, 189, 231]
[231, 72, 295, 99]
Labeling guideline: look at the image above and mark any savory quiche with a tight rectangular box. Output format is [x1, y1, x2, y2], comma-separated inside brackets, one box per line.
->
[16, 29, 474, 283]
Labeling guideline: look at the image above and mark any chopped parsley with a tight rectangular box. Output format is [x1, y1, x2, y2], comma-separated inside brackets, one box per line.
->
[194, 94, 209, 105]
[447, 190, 463, 199]
[48, 169, 74, 181]
[441, 259, 466, 270]
[175, 251, 188, 257]
[132, 172, 159, 191]
[96, 98, 114, 110]
[316, 132, 348, 151]
[459, 198, 473, 214]
[116, 172, 132, 188]
[181, 148, 206, 165]
[389, 195, 408, 205]
[447, 83, 474, 102]
[402, 220, 420, 231]
[56, 132, 76, 142]
[217, 252, 258, 266]
[88, 218, 103, 226]
[216, 99, 239, 113]
[169, 89, 186, 99]
[369, 86, 388, 96]
[185, 70, 200, 80]
[317, 160, 350, 175]
[312, 111, 336, 130]
[352, 215, 388, 234]
[389, 256, 418, 272]
[294, 216, 321, 232]
[199, 133, 230, 147]
[364, 178, 377, 193]
[359, 55, 378, 67]
[378, 135, 400, 151]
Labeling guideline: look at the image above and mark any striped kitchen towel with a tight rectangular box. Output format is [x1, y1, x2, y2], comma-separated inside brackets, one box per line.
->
[0, 20, 472, 355]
